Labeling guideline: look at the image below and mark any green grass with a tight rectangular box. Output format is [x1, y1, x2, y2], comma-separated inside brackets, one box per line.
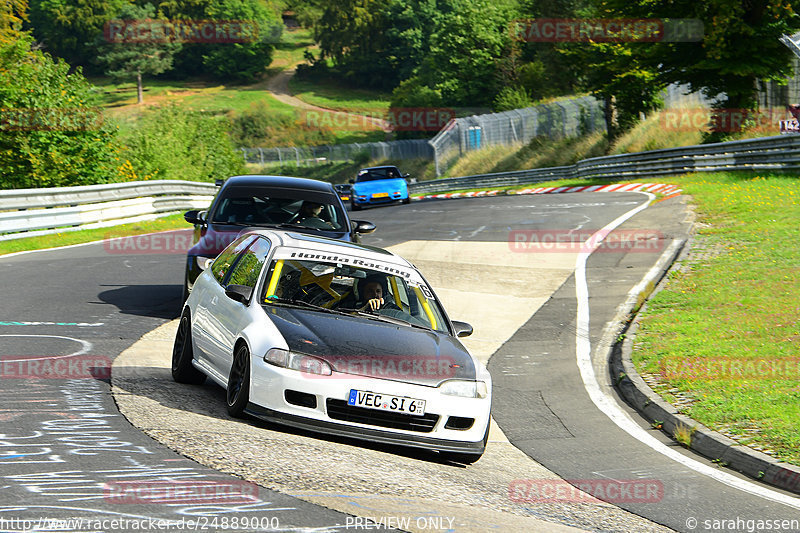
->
[631, 171, 800, 464]
[287, 77, 392, 115]
[269, 27, 317, 71]
[93, 78, 300, 116]
[444, 132, 608, 179]
[0, 214, 191, 256]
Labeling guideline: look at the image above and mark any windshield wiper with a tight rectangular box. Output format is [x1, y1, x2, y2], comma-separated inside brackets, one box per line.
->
[266, 297, 349, 315]
[336, 308, 429, 329]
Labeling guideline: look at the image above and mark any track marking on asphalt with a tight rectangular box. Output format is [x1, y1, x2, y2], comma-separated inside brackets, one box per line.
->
[387, 240, 580, 446]
[574, 192, 800, 510]
[0, 334, 92, 360]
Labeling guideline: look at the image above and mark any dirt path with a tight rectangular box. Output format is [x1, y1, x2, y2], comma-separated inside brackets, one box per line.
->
[264, 66, 391, 132]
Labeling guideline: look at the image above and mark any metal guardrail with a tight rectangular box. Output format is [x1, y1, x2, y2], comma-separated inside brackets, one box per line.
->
[409, 134, 800, 195]
[3, 133, 797, 240]
[0, 180, 217, 241]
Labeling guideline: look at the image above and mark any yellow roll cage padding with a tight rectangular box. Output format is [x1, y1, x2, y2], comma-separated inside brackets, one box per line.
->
[412, 286, 437, 330]
[264, 260, 284, 300]
[388, 276, 403, 309]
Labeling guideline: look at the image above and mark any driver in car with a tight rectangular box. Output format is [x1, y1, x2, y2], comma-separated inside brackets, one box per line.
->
[294, 201, 335, 228]
[356, 275, 401, 312]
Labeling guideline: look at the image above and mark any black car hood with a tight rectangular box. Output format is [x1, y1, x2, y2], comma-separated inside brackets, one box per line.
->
[264, 306, 476, 386]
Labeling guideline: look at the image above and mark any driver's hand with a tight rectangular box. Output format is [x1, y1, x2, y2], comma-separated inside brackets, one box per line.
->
[360, 298, 383, 311]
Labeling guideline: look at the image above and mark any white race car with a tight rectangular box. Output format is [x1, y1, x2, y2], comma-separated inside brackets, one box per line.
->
[172, 230, 492, 463]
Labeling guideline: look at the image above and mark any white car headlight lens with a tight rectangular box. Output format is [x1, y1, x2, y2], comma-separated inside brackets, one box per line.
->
[264, 348, 332, 376]
[438, 380, 488, 398]
[196, 256, 214, 270]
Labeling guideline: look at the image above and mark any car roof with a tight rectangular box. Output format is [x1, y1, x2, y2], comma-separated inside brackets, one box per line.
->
[244, 229, 412, 267]
[359, 166, 400, 172]
[221, 175, 336, 193]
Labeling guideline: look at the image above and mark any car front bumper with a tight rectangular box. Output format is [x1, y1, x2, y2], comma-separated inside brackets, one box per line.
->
[248, 361, 491, 453]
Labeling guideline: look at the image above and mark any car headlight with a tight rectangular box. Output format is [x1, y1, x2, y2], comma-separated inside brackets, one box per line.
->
[264, 348, 332, 376]
[196, 256, 214, 270]
[438, 380, 488, 399]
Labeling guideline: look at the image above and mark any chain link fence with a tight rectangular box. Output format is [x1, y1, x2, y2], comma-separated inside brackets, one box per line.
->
[241, 95, 606, 175]
[429, 96, 606, 176]
[241, 139, 433, 166]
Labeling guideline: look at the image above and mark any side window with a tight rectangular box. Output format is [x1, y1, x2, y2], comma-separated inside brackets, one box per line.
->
[210, 235, 256, 284]
[226, 237, 271, 290]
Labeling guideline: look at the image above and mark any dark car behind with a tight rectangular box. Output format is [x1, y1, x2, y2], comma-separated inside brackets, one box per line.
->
[182, 175, 375, 300]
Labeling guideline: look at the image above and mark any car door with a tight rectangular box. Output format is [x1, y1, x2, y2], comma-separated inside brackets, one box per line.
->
[193, 235, 256, 369]
[203, 236, 272, 379]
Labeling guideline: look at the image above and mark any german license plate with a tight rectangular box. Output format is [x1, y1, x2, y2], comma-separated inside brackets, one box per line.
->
[372, 192, 389, 198]
[348, 389, 426, 415]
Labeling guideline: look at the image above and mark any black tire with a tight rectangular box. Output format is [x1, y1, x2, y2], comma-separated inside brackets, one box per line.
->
[226, 343, 251, 417]
[172, 310, 206, 384]
[402, 197, 411, 204]
[351, 200, 362, 211]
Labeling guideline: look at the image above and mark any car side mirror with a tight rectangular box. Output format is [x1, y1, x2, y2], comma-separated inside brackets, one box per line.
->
[349, 179, 355, 184]
[452, 321, 473, 338]
[225, 284, 253, 304]
[184, 210, 206, 225]
[352, 220, 376, 234]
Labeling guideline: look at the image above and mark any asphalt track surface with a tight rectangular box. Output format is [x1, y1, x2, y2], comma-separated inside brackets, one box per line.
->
[1, 192, 799, 532]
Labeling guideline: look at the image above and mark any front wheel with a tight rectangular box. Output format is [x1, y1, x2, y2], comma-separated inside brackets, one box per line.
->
[402, 197, 410, 205]
[226, 344, 251, 417]
[172, 310, 206, 384]
[351, 200, 362, 211]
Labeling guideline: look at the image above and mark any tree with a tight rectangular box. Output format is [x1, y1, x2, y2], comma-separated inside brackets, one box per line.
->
[566, 41, 664, 142]
[154, 0, 280, 81]
[27, 0, 127, 69]
[601, 0, 800, 139]
[0, 35, 119, 189]
[199, 0, 282, 81]
[96, 3, 180, 104]
[418, 0, 516, 107]
[0, 0, 28, 44]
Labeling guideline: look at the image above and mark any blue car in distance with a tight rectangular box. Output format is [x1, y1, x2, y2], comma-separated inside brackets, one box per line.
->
[349, 166, 411, 210]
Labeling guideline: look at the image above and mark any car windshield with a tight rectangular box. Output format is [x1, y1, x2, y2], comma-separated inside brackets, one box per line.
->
[260, 251, 449, 334]
[210, 188, 344, 230]
[355, 168, 401, 183]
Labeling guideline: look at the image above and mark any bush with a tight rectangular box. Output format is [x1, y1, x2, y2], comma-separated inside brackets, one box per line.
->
[0, 37, 119, 189]
[493, 86, 533, 112]
[119, 104, 245, 182]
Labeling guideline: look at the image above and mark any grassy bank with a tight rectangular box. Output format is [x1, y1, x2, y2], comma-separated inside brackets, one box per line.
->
[631, 171, 800, 465]
[253, 157, 438, 185]
[0, 214, 190, 256]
